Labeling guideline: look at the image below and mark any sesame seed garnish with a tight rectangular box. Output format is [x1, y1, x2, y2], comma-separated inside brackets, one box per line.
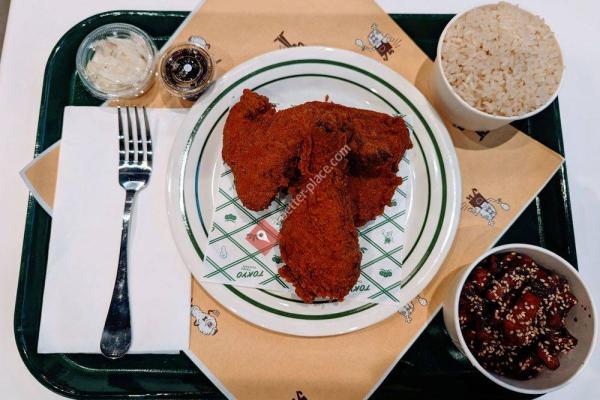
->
[459, 251, 579, 380]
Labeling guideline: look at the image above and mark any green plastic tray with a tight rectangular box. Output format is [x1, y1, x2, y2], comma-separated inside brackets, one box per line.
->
[15, 10, 576, 399]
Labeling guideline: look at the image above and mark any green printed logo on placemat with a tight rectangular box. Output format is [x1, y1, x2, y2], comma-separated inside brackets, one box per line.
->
[379, 268, 392, 278]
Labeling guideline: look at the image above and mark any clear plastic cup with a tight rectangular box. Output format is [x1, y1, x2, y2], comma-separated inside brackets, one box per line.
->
[158, 41, 215, 100]
[76, 23, 157, 100]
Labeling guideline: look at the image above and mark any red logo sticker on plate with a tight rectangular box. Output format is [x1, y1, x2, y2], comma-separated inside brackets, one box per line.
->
[245, 220, 279, 256]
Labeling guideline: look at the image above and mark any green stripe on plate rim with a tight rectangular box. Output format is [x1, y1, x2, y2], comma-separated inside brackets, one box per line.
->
[180, 59, 447, 319]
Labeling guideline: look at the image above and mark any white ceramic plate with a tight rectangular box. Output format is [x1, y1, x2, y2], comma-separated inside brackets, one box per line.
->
[167, 47, 461, 336]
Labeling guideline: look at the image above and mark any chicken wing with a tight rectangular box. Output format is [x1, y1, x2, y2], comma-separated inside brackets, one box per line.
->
[297, 101, 412, 226]
[222, 89, 301, 211]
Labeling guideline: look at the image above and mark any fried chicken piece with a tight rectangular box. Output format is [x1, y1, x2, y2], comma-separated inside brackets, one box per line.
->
[302, 101, 412, 173]
[223, 91, 411, 217]
[279, 176, 361, 302]
[347, 108, 412, 172]
[299, 101, 412, 226]
[222, 90, 302, 211]
[348, 172, 402, 227]
[345, 108, 412, 226]
[223, 90, 411, 302]
[279, 111, 360, 302]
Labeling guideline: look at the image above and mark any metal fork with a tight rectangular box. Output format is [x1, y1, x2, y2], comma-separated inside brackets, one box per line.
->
[100, 106, 153, 359]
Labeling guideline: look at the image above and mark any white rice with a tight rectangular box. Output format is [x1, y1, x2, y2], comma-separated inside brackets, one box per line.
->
[441, 2, 563, 117]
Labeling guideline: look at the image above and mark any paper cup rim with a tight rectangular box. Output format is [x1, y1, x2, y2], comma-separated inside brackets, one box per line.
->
[436, 3, 565, 122]
[451, 243, 597, 394]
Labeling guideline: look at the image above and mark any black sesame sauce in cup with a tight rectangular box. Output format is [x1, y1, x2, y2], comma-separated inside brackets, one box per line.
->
[159, 42, 215, 99]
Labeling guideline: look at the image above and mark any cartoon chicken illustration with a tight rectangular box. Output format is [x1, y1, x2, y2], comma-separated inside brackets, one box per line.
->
[398, 301, 415, 323]
[464, 188, 510, 226]
[191, 305, 219, 336]
[355, 23, 398, 61]
[398, 294, 428, 323]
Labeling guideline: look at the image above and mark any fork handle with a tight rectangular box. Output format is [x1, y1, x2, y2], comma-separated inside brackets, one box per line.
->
[100, 189, 136, 359]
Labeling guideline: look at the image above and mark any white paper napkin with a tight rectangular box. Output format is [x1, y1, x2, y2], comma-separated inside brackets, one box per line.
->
[37, 106, 191, 354]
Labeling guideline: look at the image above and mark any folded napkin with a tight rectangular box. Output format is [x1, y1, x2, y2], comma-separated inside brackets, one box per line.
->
[37, 107, 191, 353]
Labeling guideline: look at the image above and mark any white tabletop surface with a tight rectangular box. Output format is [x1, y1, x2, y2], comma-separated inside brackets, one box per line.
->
[1, 1, 598, 399]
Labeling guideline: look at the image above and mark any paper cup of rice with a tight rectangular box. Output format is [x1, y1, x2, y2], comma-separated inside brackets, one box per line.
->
[430, 2, 564, 132]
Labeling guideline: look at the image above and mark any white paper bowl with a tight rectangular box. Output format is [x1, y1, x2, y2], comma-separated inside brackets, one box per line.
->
[443, 244, 596, 394]
[430, 4, 564, 132]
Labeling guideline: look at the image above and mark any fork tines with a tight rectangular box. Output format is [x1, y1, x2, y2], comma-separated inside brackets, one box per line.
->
[117, 106, 153, 168]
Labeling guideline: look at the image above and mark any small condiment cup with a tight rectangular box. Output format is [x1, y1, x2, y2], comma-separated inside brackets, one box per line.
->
[76, 23, 157, 100]
[158, 40, 216, 100]
[430, 5, 564, 132]
[443, 243, 596, 394]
